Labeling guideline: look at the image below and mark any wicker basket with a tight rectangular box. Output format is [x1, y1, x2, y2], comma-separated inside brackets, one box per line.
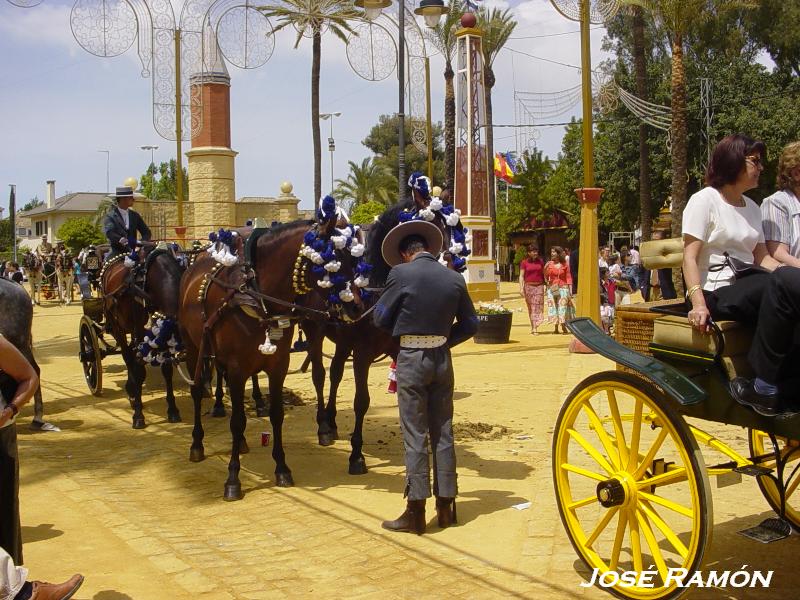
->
[614, 299, 684, 356]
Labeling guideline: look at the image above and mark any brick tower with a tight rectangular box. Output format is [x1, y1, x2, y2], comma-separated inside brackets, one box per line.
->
[187, 24, 237, 240]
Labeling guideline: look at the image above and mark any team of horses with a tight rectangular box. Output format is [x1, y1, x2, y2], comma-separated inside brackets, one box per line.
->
[22, 250, 75, 305]
[8, 197, 460, 500]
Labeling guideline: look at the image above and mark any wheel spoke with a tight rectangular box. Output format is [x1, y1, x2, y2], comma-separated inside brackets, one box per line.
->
[609, 510, 628, 571]
[607, 389, 629, 468]
[628, 508, 644, 572]
[639, 499, 689, 560]
[636, 508, 669, 585]
[568, 495, 598, 511]
[627, 398, 643, 471]
[637, 467, 687, 489]
[581, 402, 621, 470]
[561, 463, 607, 482]
[639, 491, 694, 518]
[634, 427, 669, 480]
[585, 506, 619, 549]
[568, 428, 615, 475]
[786, 471, 800, 500]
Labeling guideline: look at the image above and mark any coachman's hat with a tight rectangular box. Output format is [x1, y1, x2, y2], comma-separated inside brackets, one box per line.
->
[109, 186, 136, 201]
[381, 220, 444, 267]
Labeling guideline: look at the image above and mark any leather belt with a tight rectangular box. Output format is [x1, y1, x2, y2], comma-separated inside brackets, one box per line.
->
[400, 335, 447, 349]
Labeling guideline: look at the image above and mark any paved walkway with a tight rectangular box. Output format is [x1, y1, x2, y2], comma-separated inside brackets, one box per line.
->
[14, 284, 800, 599]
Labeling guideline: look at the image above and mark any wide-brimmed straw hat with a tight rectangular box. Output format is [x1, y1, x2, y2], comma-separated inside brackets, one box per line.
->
[381, 220, 444, 267]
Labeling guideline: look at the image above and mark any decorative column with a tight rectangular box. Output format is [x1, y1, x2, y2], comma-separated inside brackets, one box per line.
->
[186, 25, 237, 241]
[453, 12, 497, 302]
[574, 187, 603, 325]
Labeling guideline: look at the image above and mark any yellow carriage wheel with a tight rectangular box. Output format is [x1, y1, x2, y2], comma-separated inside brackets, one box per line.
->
[553, 371, 712, 600]
[749, 429, 800, 530]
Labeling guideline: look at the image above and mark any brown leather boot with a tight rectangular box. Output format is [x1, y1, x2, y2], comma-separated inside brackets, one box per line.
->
[436, 497, 457, 528]
[30, 574, 84, 600]
[381, 499, 426, 534]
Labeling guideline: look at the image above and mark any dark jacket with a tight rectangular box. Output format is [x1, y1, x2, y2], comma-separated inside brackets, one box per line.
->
[374, 252, 479, 348]
[103, 207, 151, 256]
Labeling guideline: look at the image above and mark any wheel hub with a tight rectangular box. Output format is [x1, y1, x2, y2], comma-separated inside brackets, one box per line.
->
[596, 478, 626, 508]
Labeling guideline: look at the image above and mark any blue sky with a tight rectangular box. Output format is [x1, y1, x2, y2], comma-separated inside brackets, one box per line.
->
[0, 0, 611, 216]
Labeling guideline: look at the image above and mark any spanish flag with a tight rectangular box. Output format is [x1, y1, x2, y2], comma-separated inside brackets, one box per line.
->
[494, 152, 515, 183]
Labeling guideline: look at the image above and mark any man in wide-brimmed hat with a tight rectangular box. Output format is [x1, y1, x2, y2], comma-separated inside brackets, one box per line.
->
[35, 234, 53, 261]
[374, 219, 478, 535]
[103, 186, 151, 258]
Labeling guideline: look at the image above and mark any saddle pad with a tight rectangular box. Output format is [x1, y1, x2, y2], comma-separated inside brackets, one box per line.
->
[652, 315, 753, 357]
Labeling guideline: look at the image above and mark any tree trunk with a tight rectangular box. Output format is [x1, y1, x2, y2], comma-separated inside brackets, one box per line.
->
[485, 66, 497, 260]
[632, 6, 652, 242]
[670, 33, 688, 294]
[443, 60, 456, 190]
[312, 28, 322, 205]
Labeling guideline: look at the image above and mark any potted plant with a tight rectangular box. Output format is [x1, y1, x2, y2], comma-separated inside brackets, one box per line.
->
[474, 302, 513, 344]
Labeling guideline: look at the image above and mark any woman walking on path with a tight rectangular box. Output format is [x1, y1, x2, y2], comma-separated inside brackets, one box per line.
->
[544, 246, 574, 334]
[518, 245, 545, 334]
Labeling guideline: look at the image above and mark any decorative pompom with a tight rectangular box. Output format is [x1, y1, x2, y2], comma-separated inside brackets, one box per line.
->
[349, 243, 365, 257]
[304, 231, 317, 245]
[355, 261, 372, 275]
[449, 242, 464, 255]
[323, 260, 341, 273]
[124, 256, 136, 269]
[419, 208, 435, 221]
[452, 256, 467, 271]
[429, 198, 443, 212]
[331, 235, 347, 250]
[311, 264, 326, 275]
[354, 275, 370, 288]
[398, 210, 414, 223]
[311, 252, 324, 265]
[328, 293, 341, 305]
[208, 232, 219, 243]
[339, 282, 354, 302]
[317, 276, 334, 288]
[258, 340, 278, 355]
[446, 211, 460, 227]
[318, 195, 337, 222]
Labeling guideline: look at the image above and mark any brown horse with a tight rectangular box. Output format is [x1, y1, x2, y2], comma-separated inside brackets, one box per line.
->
[100, 247, 185, 427]
[178, 217, 366, 500]
[22, 252, 44, 306]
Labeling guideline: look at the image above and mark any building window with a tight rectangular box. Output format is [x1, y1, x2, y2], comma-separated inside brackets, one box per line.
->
[34, 221, 48, 236]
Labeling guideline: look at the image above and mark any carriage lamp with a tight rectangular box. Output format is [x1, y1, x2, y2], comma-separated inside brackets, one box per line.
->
[354, 0, 391, 21]
[414, 0, 448, 28]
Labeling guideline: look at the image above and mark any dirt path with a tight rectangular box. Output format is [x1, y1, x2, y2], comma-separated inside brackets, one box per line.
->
[15, 283, 800, 599]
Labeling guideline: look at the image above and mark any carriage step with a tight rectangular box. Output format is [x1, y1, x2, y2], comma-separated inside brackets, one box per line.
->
[733, 464, 773, 477]
[738, 517, 792, 543]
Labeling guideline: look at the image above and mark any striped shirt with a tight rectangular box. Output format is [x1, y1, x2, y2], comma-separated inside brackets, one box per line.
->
[762, 189, 800, 258]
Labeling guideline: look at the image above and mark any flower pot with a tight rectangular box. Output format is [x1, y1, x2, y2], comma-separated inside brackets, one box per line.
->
[474, 312, 513, 344]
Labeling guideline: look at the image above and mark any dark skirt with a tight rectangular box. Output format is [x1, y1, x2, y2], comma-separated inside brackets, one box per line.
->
[0, 425, 22, 565]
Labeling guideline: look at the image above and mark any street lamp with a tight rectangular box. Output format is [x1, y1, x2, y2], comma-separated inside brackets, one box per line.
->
[97, 149, 110, 193]
[355, 0, 447, 200]
[319, 112, 342, 194]
[140, 144, 159, 201]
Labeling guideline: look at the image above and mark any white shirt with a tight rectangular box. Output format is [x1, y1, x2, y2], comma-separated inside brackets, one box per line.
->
[117, 207, 130, 230]
[761, 189, 800, 258]
[682, 186, 764, 291]
[629, 248, 641, 266]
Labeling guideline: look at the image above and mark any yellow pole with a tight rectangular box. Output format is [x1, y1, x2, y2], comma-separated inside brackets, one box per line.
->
[574, 0, 601, 326]
[425, 57, 434, 181]
[174, 29, 185, 234]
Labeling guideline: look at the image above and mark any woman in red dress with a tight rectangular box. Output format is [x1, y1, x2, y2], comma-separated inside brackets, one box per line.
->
[544, 246, 575, 333]
[518, 244, 546, 334]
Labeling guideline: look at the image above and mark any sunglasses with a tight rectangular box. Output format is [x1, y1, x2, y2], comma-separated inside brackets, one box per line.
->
[746, 155, 764, 168]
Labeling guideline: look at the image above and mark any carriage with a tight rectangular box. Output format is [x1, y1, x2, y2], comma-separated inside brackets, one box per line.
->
[77, 282, 120, 396]
[553, 241, 799, 599]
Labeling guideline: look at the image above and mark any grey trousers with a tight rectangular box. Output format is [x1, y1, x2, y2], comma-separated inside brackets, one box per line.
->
[396, 346, 457, 500]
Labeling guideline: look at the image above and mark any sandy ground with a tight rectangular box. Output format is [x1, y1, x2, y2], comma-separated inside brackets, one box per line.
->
[11, 283, 800, 599]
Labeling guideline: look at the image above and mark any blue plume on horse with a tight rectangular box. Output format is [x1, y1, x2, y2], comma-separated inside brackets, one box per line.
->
[398, 210, 414, 223]
[452, 256, 467, 270]
[452, 228, 466, 244]
[328, 293, 341, 305]
[320, 246, 336, 263]
[360, 289, 373, 303]
[246, 219, 253, 227]
[355, 261, 372, 275]
[304, 231, 317, 246]
[407, 171, 431, 199]
[208, 231, 218, 243]
[318, 195, 337, 222]
[217, 229, 236, 248]
[311, 264, 326, 275]
[331, 274, 347, 287]
[312, 238, 326, 252]
[440, 204, 454, 216]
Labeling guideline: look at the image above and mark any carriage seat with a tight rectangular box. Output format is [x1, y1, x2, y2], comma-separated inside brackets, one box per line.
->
[651, 315, 755, 380]
[639, 237, 684, 270]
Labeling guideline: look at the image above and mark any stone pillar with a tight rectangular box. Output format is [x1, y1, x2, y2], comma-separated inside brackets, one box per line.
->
[574, 187, 603, 326]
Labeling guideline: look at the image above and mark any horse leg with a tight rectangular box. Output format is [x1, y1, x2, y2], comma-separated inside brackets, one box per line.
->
[224, 372, 247, 501]
[251, 373, 267, 417]
[268, 356, 294, 487]
[161, 361, 181, 423]
[124, 346, 147, 429]
[304, 327, 332, 446]
[188, 351, 206, 462]
[348, 350, 372, 475]
[211, 365, 226, 417]
[324, 342, 351, 443]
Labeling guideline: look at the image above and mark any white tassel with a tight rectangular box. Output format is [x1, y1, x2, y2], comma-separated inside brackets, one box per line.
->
[124, 257, 136, 268]
[419, 208, 435, 221]
[446, 211, 461, 227]
[317, 275, 334, 288]
[429, 198, 443, 212]
[311, 252, 324, 265]
[354, 275, 370, 288]
[350, 243, 365, 257]
[449, 242, 464, 255]
[339, 282, 354, 302]
[258, 333, 278, 355]
[331, 235, 347, 249]
[324, 260, 341, 273]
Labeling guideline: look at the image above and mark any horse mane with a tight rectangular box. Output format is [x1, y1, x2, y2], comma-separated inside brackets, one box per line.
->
[260, 220, 315, 245]
[365, 199, 414, 287]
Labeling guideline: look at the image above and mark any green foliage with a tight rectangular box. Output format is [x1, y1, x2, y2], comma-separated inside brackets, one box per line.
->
[349, 200, 386, 225]
[57, 217, 104, 254]
[362, 114, 446, 196]
[0, 219, 15, 254]
[746, 0, 800, 75]
[496, 148, 554, 243]
[513, 246, 527, 267]
[334, 158, 394, 211]
[139, 160, 188, 202]
[19, 196, 43, 213]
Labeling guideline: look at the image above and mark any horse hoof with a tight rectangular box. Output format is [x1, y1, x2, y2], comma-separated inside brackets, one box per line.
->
[210, 405, 226, 418]
[348, 457, 368, 475]
[239, 439, 250, 454]
[256, 407, 268, 418]
[189, 447, 205, 462]
[132, 417, 146, 430]
[167, 411, 182, 423]
[318, 433, 336, 447]
[223, 483, 243, 501]
[276, 472, 294, 487]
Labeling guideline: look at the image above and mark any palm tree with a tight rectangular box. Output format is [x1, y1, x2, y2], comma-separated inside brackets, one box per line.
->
[477, 7, 516, 255]
[259, 0, 357, 204]
[631, 5, 653, 242]
[427, 0, 465, 189]
[334, 157, 394, 211]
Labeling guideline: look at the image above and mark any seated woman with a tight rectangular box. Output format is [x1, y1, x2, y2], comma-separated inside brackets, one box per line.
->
[762, 141, 800, 267]
[683, 133, 800, 416]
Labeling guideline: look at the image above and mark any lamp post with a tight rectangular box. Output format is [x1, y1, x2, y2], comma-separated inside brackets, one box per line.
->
[319, 112, 341, 194]
[97, 149, 110, 193]
[140, 144, 159, 201]
[355, 0, 447, 198]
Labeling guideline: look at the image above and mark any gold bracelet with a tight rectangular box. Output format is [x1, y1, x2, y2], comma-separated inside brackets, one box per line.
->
[685, 284, 703, 300]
